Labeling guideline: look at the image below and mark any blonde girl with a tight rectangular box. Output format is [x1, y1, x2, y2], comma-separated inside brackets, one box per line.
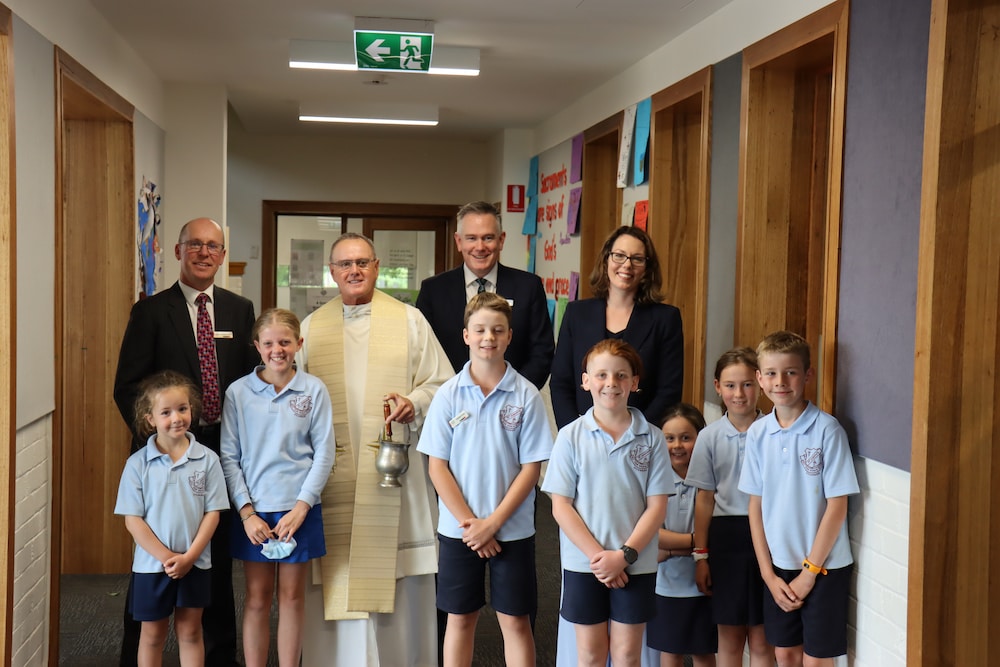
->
[220, 308, 334, 667]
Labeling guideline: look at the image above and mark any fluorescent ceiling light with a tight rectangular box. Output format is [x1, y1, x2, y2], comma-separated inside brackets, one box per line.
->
[300, 115, 438, 127]
[289, 39, 479, 76]
[299, 103, 439, 127]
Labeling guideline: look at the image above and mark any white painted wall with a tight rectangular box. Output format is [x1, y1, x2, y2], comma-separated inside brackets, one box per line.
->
[226, 121, 490, 310]
[849, 458, 909, 666]
[3, 0, 165, 127]
[161, 83, 229, 289]
[13, 16, 56, 429]
[12, 417, 51, 667]
[9, 8, 168, 666]
[533, 0, 833, 153]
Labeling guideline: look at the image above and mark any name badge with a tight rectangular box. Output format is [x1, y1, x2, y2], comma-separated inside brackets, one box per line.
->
[448, 411, 471, 428]
[214, 331, 234, 339]
[506, 299, 514, 307]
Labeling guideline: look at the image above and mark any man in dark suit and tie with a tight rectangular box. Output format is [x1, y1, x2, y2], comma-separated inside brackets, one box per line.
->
[113, 217, 257, 667]
[416, 201, 554, 389]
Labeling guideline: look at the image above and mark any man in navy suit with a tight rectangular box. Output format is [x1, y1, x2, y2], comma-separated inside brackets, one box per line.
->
[416, 201, 554, 389]
[114, 217, 257, 667]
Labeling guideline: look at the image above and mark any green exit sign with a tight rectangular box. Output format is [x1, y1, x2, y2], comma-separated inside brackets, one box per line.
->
[355, 31, 434, 72]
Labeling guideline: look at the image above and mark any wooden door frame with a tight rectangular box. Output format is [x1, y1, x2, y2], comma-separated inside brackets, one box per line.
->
[0, 5, 16, 665]
[735, 0, 848, 412]
[648, 67, 713, 409]
[51, 46, 134, 660]
[578, 113, 624, 297]
[261, 201, 459, 310]
[908, 0, 1000, 663]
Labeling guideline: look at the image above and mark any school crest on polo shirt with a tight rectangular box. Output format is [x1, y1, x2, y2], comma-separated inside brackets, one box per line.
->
[499, 404, 524, 431]
[188, 470, 208, 496]
[629, 441, 652, 472]
[289, 395, 313, 418]
[800, 447, 823, 476]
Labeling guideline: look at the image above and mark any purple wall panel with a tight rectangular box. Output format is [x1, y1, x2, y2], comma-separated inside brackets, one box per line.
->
[835, 0, 931, 471]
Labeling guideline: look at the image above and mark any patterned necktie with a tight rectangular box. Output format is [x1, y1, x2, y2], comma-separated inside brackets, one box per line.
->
[475, 277, 488, 294]
[196, 293, 221, 423]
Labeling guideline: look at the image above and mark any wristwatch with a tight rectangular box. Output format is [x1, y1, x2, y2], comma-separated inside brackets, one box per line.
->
[621, 544, 638, 565]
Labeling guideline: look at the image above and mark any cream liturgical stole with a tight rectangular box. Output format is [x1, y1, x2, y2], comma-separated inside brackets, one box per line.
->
[306, 291, 409, 619]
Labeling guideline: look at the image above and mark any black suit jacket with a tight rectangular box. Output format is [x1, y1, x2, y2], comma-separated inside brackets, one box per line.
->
[550, 298, 684, 429]
[113, 281, 258, 451]
[416, 263, 554, 388]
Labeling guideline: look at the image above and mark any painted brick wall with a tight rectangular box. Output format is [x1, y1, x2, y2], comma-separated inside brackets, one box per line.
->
[13, 416, 51, 667]
[849, 457, 909, 666]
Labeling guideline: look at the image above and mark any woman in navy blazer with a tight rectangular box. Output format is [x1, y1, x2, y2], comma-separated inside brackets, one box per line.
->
[550, 226, 683, 428]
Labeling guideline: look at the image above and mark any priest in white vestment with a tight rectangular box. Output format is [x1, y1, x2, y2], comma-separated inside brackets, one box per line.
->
[298, 232, 454, 666]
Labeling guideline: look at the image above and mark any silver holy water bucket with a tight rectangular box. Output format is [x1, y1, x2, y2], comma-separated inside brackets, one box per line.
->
[374, 438, 410, 488]
[373, 399, 409, 488]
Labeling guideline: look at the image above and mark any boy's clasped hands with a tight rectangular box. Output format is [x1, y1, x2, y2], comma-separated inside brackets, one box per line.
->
[459, 516, 502, 558]
[589, 549, 629, 589]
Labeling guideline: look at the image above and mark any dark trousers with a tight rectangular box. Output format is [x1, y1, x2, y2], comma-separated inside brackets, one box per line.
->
[121, 423, 238, 666]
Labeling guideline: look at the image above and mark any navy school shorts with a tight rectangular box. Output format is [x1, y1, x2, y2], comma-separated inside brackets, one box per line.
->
[560, 569, 656, 625]
[129, 567, 212, 621]
[763, 564, 851, 658]
[436, 534, 537, 616]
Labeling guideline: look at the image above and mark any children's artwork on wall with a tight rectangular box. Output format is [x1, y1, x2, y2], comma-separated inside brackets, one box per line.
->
[527, 155, 540, 197]
[634, 200, 649, 230]
[137, 177, 162, 298]
[570, 133, 584, 184]
[617, 103, 637, 187]
[621, 200, 636, 227]
[523, 196, 538, 235]
[526, 232, 538, 273]
[567, 187, 583, 234]
[533, 139, 581, 309]
[633, 98, 652, 185]
[569, 271, 580, 301]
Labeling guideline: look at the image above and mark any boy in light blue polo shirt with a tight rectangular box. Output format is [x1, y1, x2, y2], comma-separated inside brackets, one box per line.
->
[541, 339, 672, 666]
[418, 291, 553, 667]
[739, 331, 859, 667]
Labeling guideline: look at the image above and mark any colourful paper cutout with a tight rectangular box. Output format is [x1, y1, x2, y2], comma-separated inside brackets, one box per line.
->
[634, 200, 649, 231]
[555, 296, 569, 335]
[617, 104, 637, 188]
[567, 187, 583, 235]
[569, 272, 580, 301]
[527, 156, 539, 197]
[570, 133, 584, 184]
[621, 200, 636, 226]
[522, 197, 538, 235]
[633, 98, 652, 185]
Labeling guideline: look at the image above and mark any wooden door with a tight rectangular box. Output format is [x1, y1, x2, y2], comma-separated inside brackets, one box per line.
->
[734, 1, 848, 411]
[54, 50, 135, 578]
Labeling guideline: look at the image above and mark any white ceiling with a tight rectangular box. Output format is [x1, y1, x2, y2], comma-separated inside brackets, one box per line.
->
[88, 0, 732, 139]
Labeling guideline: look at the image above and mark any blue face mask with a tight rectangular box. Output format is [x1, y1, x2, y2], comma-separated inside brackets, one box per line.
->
[260, 536, 297, 560]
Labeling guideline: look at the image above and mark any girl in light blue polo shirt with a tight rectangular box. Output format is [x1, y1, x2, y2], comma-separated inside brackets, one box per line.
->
[220, 308, 334, 667]
[542, 339, 672, 666]
[645, 403, 717, 667]
[115, 370, 229, 667]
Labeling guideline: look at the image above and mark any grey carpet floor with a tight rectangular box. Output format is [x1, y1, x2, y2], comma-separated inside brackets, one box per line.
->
[60, 492, 562, 666]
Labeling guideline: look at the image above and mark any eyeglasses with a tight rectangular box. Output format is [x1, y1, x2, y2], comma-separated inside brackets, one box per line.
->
[609, 251, 647, 267]
[181, 240, 225, 255]
[330, 258, 376, 271]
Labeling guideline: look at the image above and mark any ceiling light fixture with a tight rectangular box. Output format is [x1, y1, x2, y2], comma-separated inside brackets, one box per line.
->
[299, 103, 439, 127]
[289, 39, 480, 77]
